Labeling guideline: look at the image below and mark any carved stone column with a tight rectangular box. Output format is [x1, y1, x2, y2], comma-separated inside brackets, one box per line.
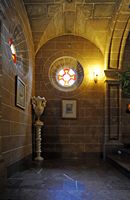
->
[32, 96, 47, 161]
[34, 121, 44, 161]
[103, 70, 122, 160]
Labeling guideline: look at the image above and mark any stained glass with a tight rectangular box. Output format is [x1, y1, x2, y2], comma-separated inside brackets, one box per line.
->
[57, 68, 76, 87]
[8, 38, 16, 63]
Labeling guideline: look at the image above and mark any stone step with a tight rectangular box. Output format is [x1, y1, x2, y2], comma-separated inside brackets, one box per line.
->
[108, 154, 130, 178]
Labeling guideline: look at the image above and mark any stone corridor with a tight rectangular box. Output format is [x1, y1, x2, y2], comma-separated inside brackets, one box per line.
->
[1, 0, 130, 197]
[1, 159, 130, 200]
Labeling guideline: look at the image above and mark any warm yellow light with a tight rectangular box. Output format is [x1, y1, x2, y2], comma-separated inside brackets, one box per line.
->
[93, 68, 100, 83]
[93, 68, 100, 76]
[87, 65, 104, 83]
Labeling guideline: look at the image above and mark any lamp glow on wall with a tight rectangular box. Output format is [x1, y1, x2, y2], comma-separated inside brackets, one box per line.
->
[88, 65, 103, 83]
[93, 68, 100, 83]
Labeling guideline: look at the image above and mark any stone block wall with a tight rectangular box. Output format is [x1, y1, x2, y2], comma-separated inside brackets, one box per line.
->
[35, 35, 105, 159]
[0, 0, 34, 169]
[0, 19, 6, 192]
[121, 32, 130, 144]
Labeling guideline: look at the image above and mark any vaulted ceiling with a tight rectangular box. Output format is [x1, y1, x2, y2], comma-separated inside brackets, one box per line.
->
[22, 0, 129, 68]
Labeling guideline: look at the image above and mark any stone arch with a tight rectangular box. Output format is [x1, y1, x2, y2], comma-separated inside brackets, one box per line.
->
[36, 35, 104, 98]
[119, 18, 130, 69]
[106, 0, 130, 69]
[35, 4, 106, 56]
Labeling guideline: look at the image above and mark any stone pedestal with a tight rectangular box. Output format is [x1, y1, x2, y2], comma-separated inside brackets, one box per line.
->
[32, 96, 47, 161]
[34, 121, 44, 161]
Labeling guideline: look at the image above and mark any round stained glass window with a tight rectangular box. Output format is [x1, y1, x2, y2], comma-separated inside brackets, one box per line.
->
[49, 56, 84, 92]
[57, 68, 76, 87]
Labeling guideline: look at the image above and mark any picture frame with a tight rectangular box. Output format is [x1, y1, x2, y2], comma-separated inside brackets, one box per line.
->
[15, 76, 26, 110]
[62, 100, 77, 119]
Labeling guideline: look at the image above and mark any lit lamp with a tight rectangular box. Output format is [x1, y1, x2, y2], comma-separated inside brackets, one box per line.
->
[94, 73, 98, 83]
[93, 69, 100, 83]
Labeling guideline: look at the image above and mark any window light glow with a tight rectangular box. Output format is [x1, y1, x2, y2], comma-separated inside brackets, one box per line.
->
[8, 38, 16, 64]
[57, 68, 76, 87]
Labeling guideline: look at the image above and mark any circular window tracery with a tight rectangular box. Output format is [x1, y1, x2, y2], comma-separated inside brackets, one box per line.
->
[49, 56, 84, 92]
[57, 68, 76, 87]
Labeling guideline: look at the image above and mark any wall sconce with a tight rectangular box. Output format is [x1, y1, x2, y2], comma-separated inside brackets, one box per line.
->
[88, 66, 103, 83]
[94, 73, 98, 83]
[93, 69, 100, 83]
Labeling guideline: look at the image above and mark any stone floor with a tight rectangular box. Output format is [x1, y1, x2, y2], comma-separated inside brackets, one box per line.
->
[1, 159, 130, 200]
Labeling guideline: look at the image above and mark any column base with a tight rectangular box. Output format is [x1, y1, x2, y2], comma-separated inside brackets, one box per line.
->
[35, 156, 44, 161]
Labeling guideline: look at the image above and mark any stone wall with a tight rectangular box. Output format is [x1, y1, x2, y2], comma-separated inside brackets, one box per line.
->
[0, 19, 6, 192]
[35, 35, 105, 159]
[0, 0, 34, 169]
[122, 32, 130, 144]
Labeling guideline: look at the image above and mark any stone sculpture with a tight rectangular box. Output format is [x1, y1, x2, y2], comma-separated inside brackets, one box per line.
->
[32, 96, 47, 124]
[32, 96, 47, 161]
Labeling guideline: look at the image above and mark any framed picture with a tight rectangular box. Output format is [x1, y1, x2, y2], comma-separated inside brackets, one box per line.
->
[62, 100, 77, 119]
[15, 76, 26, 109]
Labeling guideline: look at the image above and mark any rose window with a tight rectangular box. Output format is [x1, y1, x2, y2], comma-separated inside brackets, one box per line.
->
[49, 56, 84, 92]
[57, 68, 76, 87]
